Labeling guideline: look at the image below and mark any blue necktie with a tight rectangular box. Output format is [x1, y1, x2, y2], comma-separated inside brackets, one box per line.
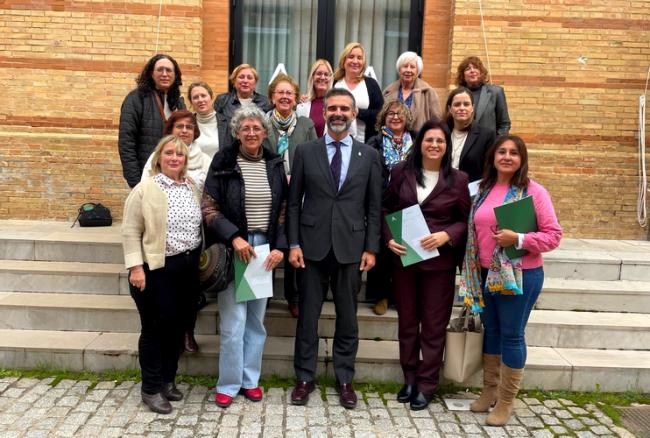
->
[330, 141, 342, 190]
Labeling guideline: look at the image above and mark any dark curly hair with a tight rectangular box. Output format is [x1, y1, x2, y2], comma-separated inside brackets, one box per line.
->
[136, 54, 183, 110]
[406, 117, 454, 188]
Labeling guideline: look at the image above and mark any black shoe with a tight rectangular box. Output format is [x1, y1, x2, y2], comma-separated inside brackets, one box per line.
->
[410, 391, 435, 411]
[141, 391, 172, 414]
[397, 384, 415, 403]
[162, 382, 183, 401]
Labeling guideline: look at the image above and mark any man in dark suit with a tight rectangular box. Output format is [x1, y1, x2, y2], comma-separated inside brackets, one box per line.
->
[287, 88, 382, 409]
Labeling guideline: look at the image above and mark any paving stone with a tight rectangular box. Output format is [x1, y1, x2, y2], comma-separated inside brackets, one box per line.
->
[530, 405, 553, 415]
[565, 418, 586, 430]
[543, 400, 562, 409]
[541, 414, 561, 425]
[524, 398, 542, 405]
[461, 423, 483, 434]
[590, 425, 612, 435]
[506, 425, 530, 436]
[580, 416, 599, 426]
[559, 398, 576, 406]
[554, 409, 574, 419]
[569, 406, 589, 415]
[576, 432, 598, 438]
[551, 425, 568, 434]
[531, 429, 554, 438]
[519, 416, 545, 428]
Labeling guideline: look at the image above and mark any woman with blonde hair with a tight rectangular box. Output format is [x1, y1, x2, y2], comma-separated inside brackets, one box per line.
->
[123, 135, 203, 414]
[333, 42, 383, 142]
[296, 59, 333, 137]
[214, 63, 272, 120]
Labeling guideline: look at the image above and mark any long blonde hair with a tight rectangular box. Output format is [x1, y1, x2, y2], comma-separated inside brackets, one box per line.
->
[306, 59, 333, 101]
[333, 42, 366, 82]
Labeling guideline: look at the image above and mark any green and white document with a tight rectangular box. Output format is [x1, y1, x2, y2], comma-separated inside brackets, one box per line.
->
[234, 243, 274, 303]
[385, 204, 439, 267]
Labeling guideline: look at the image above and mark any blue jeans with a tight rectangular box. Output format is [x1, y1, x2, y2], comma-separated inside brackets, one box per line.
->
[481, 267, 544, 369]
[217, 232, 269, 396]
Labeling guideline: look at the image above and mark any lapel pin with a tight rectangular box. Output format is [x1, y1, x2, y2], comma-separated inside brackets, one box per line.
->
[358, 151, 362, 156]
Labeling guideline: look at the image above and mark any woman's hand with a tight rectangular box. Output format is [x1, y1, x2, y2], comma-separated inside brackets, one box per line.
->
[232, 236, 256, 263]
[420, 231, 450, 251]
[493, 228, 518, 247]
[264, 249, 284, 271]
[388, 239, 407, 256]
[129, 265, 146, 292]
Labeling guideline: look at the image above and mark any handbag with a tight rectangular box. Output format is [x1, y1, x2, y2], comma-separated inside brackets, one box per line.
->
[198, 242, 233, 295]
[71, 203, 112, 227]
[443, 307, 484, 383]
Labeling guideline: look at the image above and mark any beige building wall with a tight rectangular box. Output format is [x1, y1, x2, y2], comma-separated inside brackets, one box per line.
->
[0, 0, 648, 239]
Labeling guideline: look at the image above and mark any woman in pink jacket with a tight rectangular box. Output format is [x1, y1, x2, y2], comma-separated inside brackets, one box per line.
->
[459, 135, 562, 426]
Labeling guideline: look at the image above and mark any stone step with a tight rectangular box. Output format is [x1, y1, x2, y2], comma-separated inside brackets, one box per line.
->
[0, 260, 127, 295]
[0, 328, 648, 392]
[1, 292, 648, 350]
[538, 278, 650, 313]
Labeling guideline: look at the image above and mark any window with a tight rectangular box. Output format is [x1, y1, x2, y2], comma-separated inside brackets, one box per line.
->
[231, 0, 422, 93]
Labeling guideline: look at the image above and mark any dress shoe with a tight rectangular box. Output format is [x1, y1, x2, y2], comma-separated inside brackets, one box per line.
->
[288, 303, 299, 318]
[397, 384, 415, 403]
[215, 392, 233, 408]
[372, 298, 389, 315]
[290, 381, 315, 405]
[240, 387, 263, 402]
[141, 391, 172, 414]
[183, 330, 199, 353]
[162, 382, 183, 401]
[336, 382, 358, 409]
[410, 391, 435, 411]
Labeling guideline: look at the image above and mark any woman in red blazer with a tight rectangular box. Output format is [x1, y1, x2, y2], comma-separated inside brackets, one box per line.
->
[383, 118, 471, 410]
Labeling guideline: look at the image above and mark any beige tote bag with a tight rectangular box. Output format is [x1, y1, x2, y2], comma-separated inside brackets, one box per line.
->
[443, 308, 484, 383]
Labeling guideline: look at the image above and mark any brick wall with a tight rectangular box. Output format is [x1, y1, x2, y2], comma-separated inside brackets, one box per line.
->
[0, 0, 648, 239]
[0, 0, 229, 221]
[449, 0, 650, 239]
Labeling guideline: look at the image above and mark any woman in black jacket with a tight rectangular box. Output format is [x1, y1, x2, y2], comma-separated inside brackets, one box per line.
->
[214, 64, 273, 121]
[445, 87, 496, 183]
[118, 54, 185, 188]
[365, 99, 416, 315]
[201, 105, 287, 408]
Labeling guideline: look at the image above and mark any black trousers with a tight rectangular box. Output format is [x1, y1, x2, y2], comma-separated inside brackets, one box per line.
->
[294, 250, 361, 384]
[130, 247, 200, 394]
[365, 246, 393, 302]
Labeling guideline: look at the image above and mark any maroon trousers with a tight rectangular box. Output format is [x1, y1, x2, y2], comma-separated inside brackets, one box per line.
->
[392, 265, 456, 394]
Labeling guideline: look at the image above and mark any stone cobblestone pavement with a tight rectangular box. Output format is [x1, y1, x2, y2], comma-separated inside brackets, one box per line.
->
[0, 377, 637, 437]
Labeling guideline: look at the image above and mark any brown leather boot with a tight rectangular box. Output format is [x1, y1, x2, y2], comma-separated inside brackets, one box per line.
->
[183, 329, 199, 353]
[486, 364, 524, 426]
[470, 354, 501, 412]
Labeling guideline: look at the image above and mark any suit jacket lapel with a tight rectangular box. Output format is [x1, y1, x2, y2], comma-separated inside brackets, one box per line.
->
[459, 125, 480, 165]
[475, 86, 490, 123]
[316, 138, 337, 192]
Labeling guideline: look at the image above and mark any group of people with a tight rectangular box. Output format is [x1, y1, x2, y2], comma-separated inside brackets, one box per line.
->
[118, 44, 562, 426]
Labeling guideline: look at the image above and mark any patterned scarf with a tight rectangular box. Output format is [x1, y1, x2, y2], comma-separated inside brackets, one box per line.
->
[459, 184, 526, 312]
[381, 127, 413, 172]
[267, 109, 297, 156]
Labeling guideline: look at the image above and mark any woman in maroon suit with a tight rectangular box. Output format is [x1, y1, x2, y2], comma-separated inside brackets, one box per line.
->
[383, 118, 471, 410]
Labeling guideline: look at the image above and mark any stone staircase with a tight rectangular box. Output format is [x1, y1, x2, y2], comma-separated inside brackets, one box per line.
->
[1, 220, 649, 392]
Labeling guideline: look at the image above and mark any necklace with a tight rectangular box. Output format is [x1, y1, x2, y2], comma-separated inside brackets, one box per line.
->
[452, 129, 468, 141]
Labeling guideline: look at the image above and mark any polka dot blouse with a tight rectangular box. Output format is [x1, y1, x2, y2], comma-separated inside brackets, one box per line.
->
[154, 173, 202, 256]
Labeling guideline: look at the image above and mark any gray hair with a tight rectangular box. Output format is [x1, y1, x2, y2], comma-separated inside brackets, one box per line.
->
[229, 104, 270, 138]
[395, 51, 423, 76]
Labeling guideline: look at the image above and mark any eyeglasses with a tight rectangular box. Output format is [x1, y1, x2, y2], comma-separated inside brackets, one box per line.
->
[239, 126, 264, 134]
[387, 111, 404, 119]
[274, 90, 296, 97]
[314, 72, 331, 78]
[174, 123, 195, 130]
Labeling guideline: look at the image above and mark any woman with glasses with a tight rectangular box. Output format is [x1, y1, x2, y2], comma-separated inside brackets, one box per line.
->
[333, 42, 384, 143]
[202, 106, 288, 408]
[456, 56, 511, 135]
[383, 51, 441, 134]
[119, 54, 186, 188]
[383, 119, 471, 410]
[366, 99, 416, 315]
[296, 59, 334, 137]
[265, 73, 317, 317]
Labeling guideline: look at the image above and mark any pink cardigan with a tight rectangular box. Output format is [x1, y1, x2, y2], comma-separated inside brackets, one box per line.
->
[474, 180, 562, 269]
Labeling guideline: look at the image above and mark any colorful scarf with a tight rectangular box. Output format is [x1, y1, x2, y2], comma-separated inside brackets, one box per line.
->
[267, 109, 297, 156]
[459, 184, 527, 312]
[381, 127, 413, 171]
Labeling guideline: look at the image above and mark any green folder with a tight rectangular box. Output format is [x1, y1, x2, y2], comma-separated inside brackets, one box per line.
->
[493, 195, 537, 259]
[385, 207, 425, 267]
